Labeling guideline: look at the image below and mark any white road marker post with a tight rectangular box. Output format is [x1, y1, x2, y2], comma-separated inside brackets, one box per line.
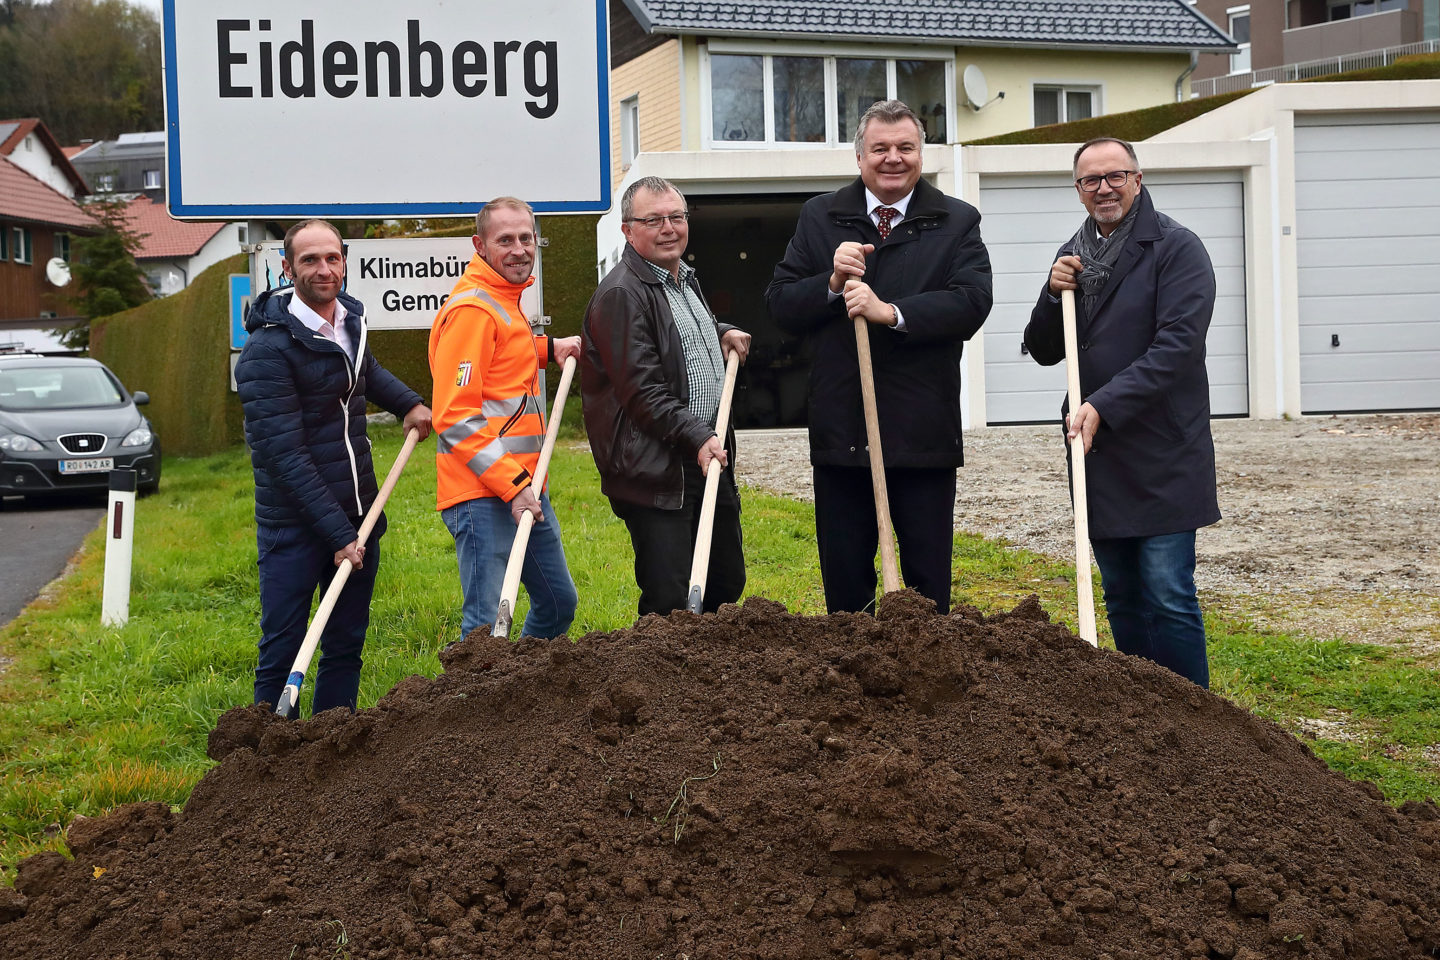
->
[101, 468, 137, 627]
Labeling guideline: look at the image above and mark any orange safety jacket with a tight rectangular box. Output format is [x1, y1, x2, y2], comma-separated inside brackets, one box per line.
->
[429, 254, 553, 509]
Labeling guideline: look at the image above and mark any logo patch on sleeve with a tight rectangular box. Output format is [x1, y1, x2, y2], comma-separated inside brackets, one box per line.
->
[455, 361, 472, 387]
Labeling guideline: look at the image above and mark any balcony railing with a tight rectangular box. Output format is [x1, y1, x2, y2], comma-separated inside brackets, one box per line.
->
[1192, 37, 1440, 99]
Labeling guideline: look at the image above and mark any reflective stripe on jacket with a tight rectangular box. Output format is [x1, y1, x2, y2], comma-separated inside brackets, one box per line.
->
[429, 254, 551, 509]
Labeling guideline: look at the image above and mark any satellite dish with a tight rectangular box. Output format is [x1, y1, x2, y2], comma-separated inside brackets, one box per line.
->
[963, 65, 988, 110]
[45, 257, 72, 287]
[962, 64, 1005, 111]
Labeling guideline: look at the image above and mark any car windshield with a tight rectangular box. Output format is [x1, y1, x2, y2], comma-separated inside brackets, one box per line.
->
[0, 366, 125, 410]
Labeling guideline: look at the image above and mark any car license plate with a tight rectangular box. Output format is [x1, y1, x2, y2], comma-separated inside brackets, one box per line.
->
[58, 457, 114, 475]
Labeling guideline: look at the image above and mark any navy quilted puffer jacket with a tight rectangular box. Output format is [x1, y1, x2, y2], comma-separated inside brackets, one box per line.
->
[235, 287, 423, 551]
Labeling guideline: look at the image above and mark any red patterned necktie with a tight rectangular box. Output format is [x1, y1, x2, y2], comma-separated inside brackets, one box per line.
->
[875, 205, 900, 240]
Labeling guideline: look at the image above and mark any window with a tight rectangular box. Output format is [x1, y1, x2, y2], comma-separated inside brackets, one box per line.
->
[56, 233, 71, 262]
[835, 59, 888, 144]
[620, 95, 640, 168]
[1033, 86, 1096, 126]
[0, 222, 7, 261]
[706, 50, 951, 148]
[773, 56, 825, 143]
[1329, 0, 1405, 18]
[96, 173, 115, 192]
[897, 60, 948, 144]
[12, 226, 33, 264]
[1229, 7, 1252, 75]
[143, 169, 161, 189]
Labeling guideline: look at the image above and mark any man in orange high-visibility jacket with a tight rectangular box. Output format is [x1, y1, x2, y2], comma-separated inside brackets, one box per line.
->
[429, 197, 581, 640]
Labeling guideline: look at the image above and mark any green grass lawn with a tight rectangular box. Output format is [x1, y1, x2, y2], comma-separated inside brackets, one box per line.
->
[2, 423, 1437, 877]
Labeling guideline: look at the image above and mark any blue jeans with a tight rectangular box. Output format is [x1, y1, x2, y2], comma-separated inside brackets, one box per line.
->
[254, 519, 381, 715]
[441, 491, 577, 640]
[1090, 531, 1210, 688]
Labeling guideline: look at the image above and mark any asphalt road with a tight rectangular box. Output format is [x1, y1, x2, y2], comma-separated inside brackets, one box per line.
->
[0, 493, 106, 627]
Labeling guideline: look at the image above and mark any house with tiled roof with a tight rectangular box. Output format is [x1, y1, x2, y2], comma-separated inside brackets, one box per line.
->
[0, 120, 98, 345]
[600, 0, 1234, 427]
[119, 196, 261, 298]
[0, 119, 88, 199]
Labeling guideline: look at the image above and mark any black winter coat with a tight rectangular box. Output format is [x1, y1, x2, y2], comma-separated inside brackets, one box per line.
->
[1023, 186, 1221, 540]
[765, 176, 993, 469]
[581, 245, 738, 510]
[236, 287, 423, 550]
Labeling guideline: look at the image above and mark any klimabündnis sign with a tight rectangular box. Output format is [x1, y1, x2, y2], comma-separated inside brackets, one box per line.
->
[256, 237, 540, 331]
[162, 0, 610, 218]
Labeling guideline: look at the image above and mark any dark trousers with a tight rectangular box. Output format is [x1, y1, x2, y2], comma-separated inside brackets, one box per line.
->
[609, 461, 745, 617]
[1090, 531, 1210, 688]
[254, 519, 381, 715]
[813, 465, 956, 615]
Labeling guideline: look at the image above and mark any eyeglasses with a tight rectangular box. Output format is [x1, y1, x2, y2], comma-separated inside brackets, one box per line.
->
[627, 212, 690, 229]
[1074, 170, 1137, 193]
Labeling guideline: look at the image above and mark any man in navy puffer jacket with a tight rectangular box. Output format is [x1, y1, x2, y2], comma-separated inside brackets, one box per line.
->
[236, 220, 431, 715]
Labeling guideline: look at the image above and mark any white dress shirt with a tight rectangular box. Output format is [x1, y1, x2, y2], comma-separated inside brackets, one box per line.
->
[288, 291, 354, 364]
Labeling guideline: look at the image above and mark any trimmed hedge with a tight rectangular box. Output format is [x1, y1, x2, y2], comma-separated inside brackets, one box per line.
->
[90, 253, 247, 457]
[88, 214, 601, 457]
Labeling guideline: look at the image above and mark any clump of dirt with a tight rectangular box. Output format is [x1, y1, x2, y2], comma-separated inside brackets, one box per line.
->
[5, 594, 1440, 959]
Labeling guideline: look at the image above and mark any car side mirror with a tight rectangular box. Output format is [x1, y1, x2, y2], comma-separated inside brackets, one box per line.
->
[133, 391, 150, 405]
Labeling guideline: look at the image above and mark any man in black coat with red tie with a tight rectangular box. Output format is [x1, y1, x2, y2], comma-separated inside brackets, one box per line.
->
[766, 99, 993, 616]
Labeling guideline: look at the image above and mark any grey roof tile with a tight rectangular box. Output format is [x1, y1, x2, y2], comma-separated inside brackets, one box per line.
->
[627, 0, 1233, 49]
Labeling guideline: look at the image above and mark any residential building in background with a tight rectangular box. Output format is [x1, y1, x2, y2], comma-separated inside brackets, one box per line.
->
[1190, 0, 1440, 95]
[120, 198, 254, 298]
[0, 119, 96, 351]
[69, 131, 167, 197]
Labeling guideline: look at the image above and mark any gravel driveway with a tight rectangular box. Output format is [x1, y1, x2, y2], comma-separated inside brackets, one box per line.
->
[737, 413, 1440, 649]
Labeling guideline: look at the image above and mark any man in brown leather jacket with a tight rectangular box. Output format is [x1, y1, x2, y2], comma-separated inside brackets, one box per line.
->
[581, 176, 751, 617]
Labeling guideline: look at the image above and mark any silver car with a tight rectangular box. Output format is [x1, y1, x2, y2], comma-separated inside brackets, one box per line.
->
[0, 353, 161, 502]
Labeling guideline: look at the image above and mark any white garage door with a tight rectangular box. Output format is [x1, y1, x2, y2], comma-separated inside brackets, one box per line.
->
[1295, 113, 1440, 413]
[979, 170, 1249, 424]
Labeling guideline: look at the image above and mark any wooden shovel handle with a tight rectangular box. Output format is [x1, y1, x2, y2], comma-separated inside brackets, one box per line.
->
[687, 350, 742, 614]
[854, 315, 901, 595]
[493, 356, 578, 637]
[1061, 290, 1098, 647]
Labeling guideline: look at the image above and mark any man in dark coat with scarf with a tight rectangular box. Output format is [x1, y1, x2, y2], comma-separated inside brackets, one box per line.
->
[766, 99, 992, 616]
[237, 219, 432, 715]
[1024, 137, 1220, 687]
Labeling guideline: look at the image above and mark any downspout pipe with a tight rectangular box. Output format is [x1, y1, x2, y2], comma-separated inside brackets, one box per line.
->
[1176, 51, 1199, 102]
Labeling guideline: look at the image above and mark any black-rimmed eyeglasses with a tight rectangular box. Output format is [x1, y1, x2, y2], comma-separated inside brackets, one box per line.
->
[1074, 170, 1137, 193]
[627, 213, 690, 229]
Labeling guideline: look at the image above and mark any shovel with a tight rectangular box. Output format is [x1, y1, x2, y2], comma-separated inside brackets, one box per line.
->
[1061, 290, 1098, 647]
[274, 426, 422, 718]
[852, 310, 902, 595]
[492, 355, 578, 638]
[685, 350, 741, 614]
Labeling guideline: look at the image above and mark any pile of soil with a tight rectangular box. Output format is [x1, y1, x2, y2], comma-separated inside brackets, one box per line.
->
[4, 594, 1440, 959]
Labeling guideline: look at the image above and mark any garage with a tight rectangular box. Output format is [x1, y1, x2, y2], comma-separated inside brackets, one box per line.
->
[1294, 112, 1440, 413]
[978, 170, 1249, 424]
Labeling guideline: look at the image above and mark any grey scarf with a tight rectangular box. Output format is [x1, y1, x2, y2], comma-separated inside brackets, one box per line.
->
[1069, 201, 1139, 320]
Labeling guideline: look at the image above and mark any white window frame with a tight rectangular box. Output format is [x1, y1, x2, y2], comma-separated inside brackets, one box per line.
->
[1030, 82, 1102, 127]
[699, 42, 954, 150]
[12, 226, 33, 264]
[1228, 5, 1252, 75]
[143, 169, 161, 189]
[620, 95, 640, 170]
[97, 173, 115, 192]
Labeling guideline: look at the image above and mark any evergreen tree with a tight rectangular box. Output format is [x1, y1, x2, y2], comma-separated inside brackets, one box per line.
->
[62, 195, 150, 349]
